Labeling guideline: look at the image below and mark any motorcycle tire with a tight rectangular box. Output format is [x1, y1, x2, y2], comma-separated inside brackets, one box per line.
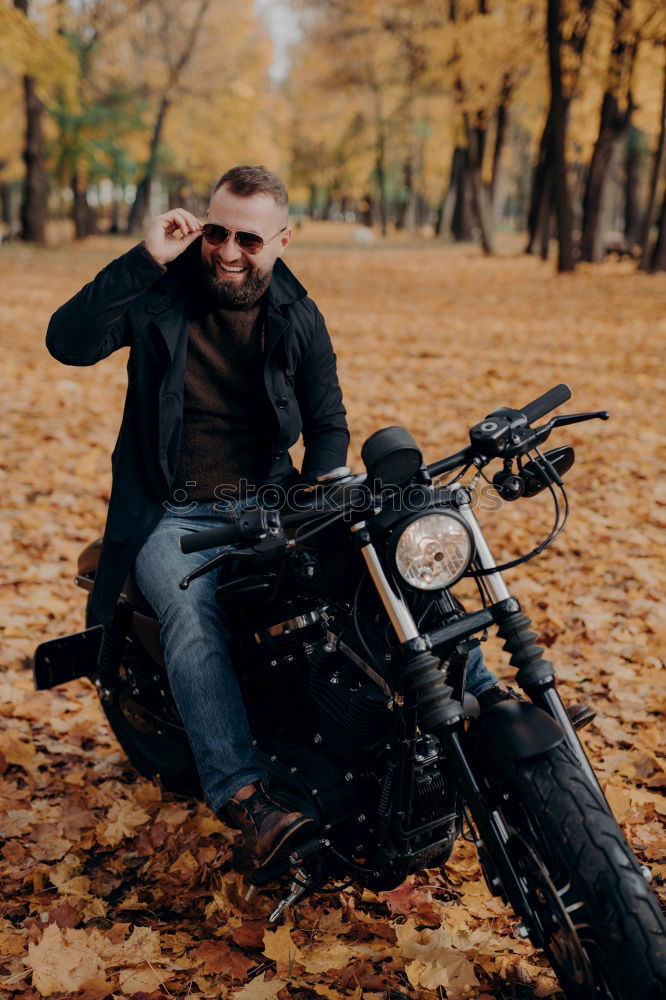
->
[491, 743, 666, 1000]
[86, 598, 200, 795]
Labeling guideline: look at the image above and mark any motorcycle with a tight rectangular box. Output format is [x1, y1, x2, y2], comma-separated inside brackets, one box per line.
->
[34, 383, 666, 999]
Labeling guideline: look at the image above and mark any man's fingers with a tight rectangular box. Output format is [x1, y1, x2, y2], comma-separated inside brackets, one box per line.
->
[178, 229, 202, 249]
[162, 209, 202, 236]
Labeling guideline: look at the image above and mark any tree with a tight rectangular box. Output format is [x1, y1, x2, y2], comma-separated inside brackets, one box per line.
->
[51, 0, 152, 238]
[526, 0, 596, 259]
[13, 0, 47, 242]
[580, 0, 638, 262]
[127, 0, 213, 232]
[639, 38, 666, 269]
[546, 0, 576, 270]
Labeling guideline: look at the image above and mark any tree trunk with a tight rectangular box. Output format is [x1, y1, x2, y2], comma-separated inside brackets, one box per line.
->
[490, 74, 512, 214]
[624, 127, 643, 250]
[580, 0, 636, 262]
[465, 116, 494, 253]
[451, 150, 476, 241]
[128, 95, 170, 233]
[547, 0, 575, 272]
[307, 184, 317, 219]
[650, 190, 666, 272]
[375, 126, 388, 237]
[128, 0, 211, 234]
[435, 146, 465, 239]
[536, 170, 554, 260]
[15, 1, 47, 243]
[527, 0, 596, 256]
[639, 45, 666, 271]
[526, 111, 553, 254]
[0, 180, 13, 234]
[395, 155, 413, 231]
[72, 171, 92, 239]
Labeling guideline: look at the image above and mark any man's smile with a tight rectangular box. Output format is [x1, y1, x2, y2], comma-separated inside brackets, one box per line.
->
[215, 262, 249, 277]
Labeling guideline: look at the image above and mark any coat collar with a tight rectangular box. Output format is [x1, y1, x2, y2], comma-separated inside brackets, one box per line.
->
[267, 256, 308, 309]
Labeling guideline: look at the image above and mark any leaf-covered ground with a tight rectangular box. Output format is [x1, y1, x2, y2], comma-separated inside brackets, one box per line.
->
[0, 226, 664, 1000]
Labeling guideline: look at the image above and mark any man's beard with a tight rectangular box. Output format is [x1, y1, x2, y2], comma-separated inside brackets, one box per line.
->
[200, 259, 273, 309]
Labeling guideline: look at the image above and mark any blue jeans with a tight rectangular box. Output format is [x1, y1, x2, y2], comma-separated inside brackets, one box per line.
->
[134, 498, 499, 813]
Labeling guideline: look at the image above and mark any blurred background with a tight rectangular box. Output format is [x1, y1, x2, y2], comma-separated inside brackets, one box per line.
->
[2, 0, 666, 273]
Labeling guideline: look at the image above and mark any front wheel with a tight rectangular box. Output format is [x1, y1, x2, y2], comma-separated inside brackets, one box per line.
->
[490, 744, 665, 1000]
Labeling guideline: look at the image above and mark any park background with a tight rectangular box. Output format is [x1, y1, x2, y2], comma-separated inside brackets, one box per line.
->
[0, 1, 665, 999]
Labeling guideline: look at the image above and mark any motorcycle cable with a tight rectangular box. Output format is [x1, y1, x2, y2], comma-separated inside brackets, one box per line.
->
[432, 462, 473, 489]
[352, 569, 382, 669]
[467, 450, 569, 578]
[292, 507, 348, 544]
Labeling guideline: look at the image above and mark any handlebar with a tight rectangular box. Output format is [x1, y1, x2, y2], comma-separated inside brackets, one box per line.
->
[179, 519, 239, 554]
[520, 383, 571, 425]
[179, 508, 282, 555]
[428, 384, 601, 477]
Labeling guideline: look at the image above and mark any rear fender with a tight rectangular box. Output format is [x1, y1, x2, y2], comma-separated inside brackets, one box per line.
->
[33, 626, 103, 690]
[472, 699, 564, 761]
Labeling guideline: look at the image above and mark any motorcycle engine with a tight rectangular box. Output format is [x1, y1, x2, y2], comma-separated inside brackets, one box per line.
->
[240, 602, 395, 841]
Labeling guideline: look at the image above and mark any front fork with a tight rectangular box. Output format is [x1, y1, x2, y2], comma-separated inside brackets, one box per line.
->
[351, 497, 604, 797]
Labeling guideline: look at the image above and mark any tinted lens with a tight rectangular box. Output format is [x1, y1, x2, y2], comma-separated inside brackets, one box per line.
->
[202, 223, 229, 246]
[235, 231, 264, 254]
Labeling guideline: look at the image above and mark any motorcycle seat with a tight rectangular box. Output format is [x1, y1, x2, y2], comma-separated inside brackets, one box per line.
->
[121, 569, 157, 619]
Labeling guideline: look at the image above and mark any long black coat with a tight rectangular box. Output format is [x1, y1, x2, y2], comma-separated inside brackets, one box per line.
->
[46, 240, 349, 624]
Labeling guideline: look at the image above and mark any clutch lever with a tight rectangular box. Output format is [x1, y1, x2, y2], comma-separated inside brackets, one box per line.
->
[179, 548, 258, 590]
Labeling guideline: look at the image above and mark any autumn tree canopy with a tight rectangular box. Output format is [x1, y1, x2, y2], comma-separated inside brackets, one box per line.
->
[3, 0, 666, 270]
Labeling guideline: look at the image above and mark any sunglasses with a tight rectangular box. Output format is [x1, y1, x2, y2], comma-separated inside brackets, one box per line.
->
[201, 222, 287, 255]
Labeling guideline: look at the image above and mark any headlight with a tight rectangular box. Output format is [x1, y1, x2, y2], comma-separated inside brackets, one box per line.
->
[393, 511, 473, 590]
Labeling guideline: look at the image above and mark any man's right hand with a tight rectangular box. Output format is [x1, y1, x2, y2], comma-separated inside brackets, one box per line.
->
[144, 209, 203, 266]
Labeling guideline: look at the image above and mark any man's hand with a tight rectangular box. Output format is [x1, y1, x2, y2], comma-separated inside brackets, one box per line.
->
[144, 208, 203, 266]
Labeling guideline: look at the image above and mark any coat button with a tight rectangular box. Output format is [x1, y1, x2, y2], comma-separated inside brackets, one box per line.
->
[275, 396, 288, 408]
[273, 451, 285, 460]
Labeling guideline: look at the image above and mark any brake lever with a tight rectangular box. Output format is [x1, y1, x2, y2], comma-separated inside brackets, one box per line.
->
[511, 409, 611, 457]
[548, 410, 610, 427]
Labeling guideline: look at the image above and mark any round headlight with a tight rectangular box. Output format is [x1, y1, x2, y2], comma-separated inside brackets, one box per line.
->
[393, 512, 473, 590]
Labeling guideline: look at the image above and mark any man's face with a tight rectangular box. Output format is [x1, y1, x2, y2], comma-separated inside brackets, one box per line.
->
[200, 185, 291, 308]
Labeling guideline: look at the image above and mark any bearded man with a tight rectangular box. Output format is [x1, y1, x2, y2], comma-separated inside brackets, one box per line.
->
[47, 165, 580, 871]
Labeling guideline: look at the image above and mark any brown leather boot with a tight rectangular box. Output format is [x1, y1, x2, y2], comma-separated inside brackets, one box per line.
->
[221, 783, 315, 868]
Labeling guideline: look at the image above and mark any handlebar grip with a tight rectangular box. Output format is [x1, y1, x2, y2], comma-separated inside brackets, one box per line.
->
[179, 520, 239, 554]
[521, 384, 571, 424]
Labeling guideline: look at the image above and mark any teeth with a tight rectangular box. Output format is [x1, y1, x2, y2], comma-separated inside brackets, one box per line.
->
[219, 265, 245, 273]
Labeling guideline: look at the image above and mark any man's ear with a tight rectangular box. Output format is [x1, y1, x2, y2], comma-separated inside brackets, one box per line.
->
[277, 227, 292, 256]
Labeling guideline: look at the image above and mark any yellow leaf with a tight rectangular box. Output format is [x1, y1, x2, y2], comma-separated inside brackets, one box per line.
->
[25, 924, 108, 997]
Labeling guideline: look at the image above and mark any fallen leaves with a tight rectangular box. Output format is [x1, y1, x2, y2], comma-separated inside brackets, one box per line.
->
[25, 923, 167, 997]
[0, 229, 665, 998]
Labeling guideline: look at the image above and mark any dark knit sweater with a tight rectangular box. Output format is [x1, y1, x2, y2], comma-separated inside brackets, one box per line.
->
[171, 299, 277, 502]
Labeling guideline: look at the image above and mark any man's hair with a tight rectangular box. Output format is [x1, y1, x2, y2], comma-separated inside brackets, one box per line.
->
[212, 165, 288, 207]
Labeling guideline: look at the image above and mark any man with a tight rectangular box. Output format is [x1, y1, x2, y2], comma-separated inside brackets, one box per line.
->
[46, 166, 588, 871]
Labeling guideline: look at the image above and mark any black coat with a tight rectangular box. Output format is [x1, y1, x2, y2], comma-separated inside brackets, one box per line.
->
[46, 240, 349, 624]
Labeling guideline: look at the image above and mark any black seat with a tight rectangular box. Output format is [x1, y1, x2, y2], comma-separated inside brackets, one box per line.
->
[121, 570, 156, 618]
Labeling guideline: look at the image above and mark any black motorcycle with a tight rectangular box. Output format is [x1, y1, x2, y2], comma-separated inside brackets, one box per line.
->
[34, 384, 666, 999]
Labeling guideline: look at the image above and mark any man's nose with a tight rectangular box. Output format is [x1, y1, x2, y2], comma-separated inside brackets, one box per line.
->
[216, 234, 243, 263]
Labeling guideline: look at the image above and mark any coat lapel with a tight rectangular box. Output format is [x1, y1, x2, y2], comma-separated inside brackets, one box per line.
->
[144, 291, 188, 362]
